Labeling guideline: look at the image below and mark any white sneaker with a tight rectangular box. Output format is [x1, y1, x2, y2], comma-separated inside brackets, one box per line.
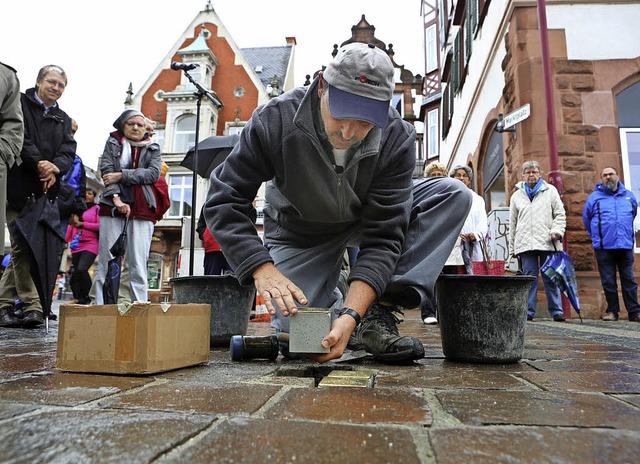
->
[423, 316, 438, 325]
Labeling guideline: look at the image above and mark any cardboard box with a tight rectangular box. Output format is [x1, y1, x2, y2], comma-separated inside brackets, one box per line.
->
[56, 303, 211, 375]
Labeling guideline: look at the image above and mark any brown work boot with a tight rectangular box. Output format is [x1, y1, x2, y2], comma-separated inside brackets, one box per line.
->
[602, 312, 619, 321]
[0, 306, 21, 328]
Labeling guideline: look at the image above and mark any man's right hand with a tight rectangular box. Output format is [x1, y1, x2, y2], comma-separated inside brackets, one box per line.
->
[252, 263, 307, 317]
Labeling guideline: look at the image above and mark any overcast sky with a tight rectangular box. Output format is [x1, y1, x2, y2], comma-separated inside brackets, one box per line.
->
[2, 0, 425, 170]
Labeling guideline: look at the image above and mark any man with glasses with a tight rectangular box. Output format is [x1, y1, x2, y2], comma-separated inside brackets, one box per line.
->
[509, 160, 566, 322]
[0, 65, 75, 329]
[583, 166, 640, 322]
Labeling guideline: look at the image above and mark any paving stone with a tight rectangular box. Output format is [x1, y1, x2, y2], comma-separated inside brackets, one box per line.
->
[437, 390, 640, 429]
[101, 382, 281, 414]
[519, 371, 640, 393]
[525, 359, 640, 373]
[615, 394, 640, 408]
[0, 353, 56, 373]
[430, 426, 640, 464]
[0, 409, 213, 463]
[265, 387, 431, 425]
[0, 373, 152, 406]
[161, 417, 421, 464]
[0, 402, 40, 420]
[376, 366, 530, 390]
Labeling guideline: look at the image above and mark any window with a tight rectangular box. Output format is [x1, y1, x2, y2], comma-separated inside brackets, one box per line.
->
[167, 174, 193, 218]
[186, 68, 202, 91]
[427, 109, 439, 158]
[426, 25, 437, 73]
[620, 128, 640, 253]
[173, 114, 196, 153]
[147, 253, 163, 290]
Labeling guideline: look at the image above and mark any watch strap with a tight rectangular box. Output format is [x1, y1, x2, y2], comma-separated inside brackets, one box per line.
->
[334, 307, 361, 326]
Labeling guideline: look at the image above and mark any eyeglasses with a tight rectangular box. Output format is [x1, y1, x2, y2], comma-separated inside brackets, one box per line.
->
[43, 78, 66, 89]
[523, 170, 540, 176]
[454, 174, 469, 179]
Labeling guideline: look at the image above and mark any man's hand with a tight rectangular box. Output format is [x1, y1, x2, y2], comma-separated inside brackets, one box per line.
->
[550, 232, 562, 242]
[38, 160, 60, 189]
[253, 263, 307, 316]
[310, 314, 356, 362]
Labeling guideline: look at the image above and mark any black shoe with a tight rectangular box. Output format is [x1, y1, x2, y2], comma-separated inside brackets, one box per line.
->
[22, 310, 44, 328]
[347, 302, 425, 364]
[13, 308, 25, 319]
[629, 314, 640, 323]
[553, 314, 566, 322]
[0, 307, 21, 328]
[48, 313, 57, 321]
[527, 315, 533, 321]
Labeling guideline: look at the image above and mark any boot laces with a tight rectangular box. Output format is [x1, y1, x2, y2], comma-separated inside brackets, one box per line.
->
[365, 304, 403, 336]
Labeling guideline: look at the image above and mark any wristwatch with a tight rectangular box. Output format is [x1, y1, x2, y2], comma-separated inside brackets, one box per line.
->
[333, 307, 361, 326]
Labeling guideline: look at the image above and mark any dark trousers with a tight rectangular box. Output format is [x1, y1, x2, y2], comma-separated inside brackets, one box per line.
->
[204, 251, 232, 276]
[71, 251, 97, 304]
[594, 248, 640, 317]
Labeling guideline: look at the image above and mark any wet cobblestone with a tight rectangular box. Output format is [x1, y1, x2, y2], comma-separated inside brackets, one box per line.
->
[0, 301, 639, 462]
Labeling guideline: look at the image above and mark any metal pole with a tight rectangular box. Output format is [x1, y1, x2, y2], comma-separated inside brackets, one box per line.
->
[188, 97, 201, 276]
[537, 0, 570, 317]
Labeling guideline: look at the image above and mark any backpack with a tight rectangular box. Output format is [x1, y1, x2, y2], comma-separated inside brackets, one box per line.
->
[63, 155, 84, 196]
[59, 155, 87, 218]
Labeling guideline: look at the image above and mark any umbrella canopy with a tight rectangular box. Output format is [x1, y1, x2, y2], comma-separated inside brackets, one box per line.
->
[9, 193, 66, 320]
[103, 218, 129, 304]
[180, 133, 240, 178]
[541, 250, 583, 322]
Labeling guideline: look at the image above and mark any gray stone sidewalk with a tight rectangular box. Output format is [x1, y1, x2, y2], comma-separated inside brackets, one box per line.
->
[0, 300, 639, 463]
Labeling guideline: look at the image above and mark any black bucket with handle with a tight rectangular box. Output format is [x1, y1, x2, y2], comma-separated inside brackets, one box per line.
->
[436, 274, 535, 363]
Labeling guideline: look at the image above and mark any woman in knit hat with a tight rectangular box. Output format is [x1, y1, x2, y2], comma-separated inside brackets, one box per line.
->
[93, 109, 162, 304]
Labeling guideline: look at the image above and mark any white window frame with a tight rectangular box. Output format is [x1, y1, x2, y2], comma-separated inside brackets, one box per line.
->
[426, 24, 437, 73]
[619, 128, 640, 253]
[427, 109, 439, 159]
[167, 173, 193, 218]
[173, 114, 196, 153]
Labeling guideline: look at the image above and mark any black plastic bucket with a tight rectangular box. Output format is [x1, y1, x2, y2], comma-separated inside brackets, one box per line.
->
[436, 274, 535, 363]
[171, 275, 256, 347]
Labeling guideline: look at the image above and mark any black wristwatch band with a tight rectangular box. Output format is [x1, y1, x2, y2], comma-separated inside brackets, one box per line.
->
[334, 307, 361, 326]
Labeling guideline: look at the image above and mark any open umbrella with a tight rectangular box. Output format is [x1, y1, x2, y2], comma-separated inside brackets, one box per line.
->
[9, 187, 66, 331]
[180, 133, 240, 178]
[103, 218, 129, 304]
[541, 248, 584, 323]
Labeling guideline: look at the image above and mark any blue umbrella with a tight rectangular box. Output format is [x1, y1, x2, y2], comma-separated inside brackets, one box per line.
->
[541, 248, 583, 322]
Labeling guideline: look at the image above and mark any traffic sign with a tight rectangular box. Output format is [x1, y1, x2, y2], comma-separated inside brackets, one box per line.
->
[503, 103, 530, 129]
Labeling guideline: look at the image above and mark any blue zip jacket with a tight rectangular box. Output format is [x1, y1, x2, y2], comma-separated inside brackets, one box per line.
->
[582, 181, 638, 250]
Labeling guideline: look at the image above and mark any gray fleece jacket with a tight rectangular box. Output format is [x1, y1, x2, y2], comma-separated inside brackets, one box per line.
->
[205, 78, 416, 298]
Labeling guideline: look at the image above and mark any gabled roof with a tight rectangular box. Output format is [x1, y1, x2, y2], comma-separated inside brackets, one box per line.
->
[241, 45, 293, 91]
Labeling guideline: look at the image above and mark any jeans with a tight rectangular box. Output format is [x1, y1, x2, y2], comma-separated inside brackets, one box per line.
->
[519, 250, 563, 317]
[594, 248, 640, 317]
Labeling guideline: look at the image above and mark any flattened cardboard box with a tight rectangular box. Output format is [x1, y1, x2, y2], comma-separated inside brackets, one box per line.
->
[56, 303, 211, 374]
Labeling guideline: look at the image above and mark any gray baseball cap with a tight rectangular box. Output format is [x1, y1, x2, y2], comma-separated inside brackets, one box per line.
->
[323, 43, 394, 128]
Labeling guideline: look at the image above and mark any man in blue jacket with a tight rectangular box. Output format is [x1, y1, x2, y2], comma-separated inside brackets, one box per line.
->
[205, 43, 471, 363]
[582, 166, 640, 322]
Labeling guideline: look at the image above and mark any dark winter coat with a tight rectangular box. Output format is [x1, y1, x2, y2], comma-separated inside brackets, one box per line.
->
[7, 87, 76, 213]
[204, 78, 416, 297]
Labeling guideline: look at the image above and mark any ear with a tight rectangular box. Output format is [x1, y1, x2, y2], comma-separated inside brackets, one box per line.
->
[317, 71, 325, 98]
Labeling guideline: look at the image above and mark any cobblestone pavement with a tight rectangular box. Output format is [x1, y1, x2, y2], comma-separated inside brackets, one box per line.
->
[1, 299, 639, 463]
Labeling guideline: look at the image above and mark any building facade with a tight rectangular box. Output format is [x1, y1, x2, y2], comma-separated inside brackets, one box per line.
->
[428, 0, 640, 318]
